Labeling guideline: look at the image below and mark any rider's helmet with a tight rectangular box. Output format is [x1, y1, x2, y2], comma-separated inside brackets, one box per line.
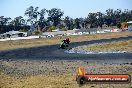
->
[66, 38, 69, 41]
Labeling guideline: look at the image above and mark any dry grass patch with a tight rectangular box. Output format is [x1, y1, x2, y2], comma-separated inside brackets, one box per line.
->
[0, 60, 132, 88]
[73, 40, 132, 52]
[0, 70, 131, 88]
[0, 72, 92, 88]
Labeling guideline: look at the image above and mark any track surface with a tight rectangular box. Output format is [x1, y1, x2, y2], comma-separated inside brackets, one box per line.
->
[0, 36, 132, 62]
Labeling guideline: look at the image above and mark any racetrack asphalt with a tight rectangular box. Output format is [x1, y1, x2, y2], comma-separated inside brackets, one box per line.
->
[0, 36, 132, 63]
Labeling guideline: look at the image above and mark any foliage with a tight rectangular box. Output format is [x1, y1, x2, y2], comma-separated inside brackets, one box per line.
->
[12, 16, 26, 26]
[19, 28, 28, 32]
[47, 8, 64, 27]
[117, 23, 121, 28]
[74, 18, 81, 29]
[0, 16, 11, 25]
[32, 30, 41, 35]
[1, 7, 132, 33]
[64, 16, 74, 30]
[25, 6, 39, 24]
[48, 26, 56, 31]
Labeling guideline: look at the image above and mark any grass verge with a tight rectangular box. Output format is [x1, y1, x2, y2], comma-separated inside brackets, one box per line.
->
[74, 40, 132, 52]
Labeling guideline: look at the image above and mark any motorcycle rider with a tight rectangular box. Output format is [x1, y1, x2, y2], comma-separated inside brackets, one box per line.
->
[59, 38, 70, 49]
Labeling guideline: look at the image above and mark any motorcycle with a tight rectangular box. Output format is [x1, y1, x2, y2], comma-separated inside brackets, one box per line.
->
[59, 40, 69, 49]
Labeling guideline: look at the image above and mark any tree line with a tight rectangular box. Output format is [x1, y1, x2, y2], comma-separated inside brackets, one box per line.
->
[0, 6, 132, 34]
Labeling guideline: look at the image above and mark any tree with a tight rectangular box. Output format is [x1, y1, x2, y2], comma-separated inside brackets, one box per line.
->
[1, 7, 132, 33]
[48, 8, 64, 27]
[104, 9, 115, 27]
[87, 13, 97, 28]
[10, 16, 26, 30]
[13, 16, 25, 26]
[25, 6, 39, 25]
[74, 18, 81, 29]
[79, 18, 85, 28]
[113, 9, 121, 24]
[96, 12, 104, 28]
[38, 8, 48, 31]
[0, 16, 11, 26]
[0, 16, 11, 33]
[69, 18, 74, 30]
[64, 16, 71, 30]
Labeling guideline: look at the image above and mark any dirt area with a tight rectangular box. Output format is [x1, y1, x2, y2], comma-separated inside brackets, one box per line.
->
[0, 60, 132, 88]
